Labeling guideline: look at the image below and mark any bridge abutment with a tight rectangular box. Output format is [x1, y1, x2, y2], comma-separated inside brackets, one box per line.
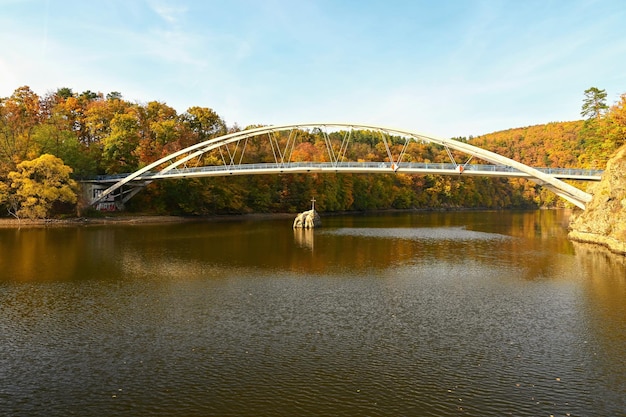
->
[81, 182, 121, 211]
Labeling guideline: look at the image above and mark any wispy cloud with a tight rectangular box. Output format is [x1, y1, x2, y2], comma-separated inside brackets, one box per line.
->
[1, 0, 624, 137]
[148, 0, 188, 24]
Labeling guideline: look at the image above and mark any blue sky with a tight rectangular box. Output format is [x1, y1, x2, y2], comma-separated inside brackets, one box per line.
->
[1, 0, 624, 138]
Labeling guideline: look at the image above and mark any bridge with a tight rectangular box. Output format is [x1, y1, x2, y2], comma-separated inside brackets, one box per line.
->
[86, 123, 602, 210]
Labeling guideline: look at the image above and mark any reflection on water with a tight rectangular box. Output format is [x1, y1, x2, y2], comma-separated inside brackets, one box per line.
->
[0, 210, 586, 281]
[0, 210, 625, 417]
[572, 242, 626, 393]
[293, 228, 315, 250]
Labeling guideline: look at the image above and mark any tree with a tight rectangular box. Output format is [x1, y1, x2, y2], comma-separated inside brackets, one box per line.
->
[102, 111, 141, 173]
[32, 124, 96, 177]
[135, 101, 180, 164]
[605, 93, 626, 148]
[0, 180, 9, 212]
[181, 106, 227, 142]
[0, 86, 41, 164]
[56, 87, 74, 99]
[581, 87, 608, 120]
[7, 154, 78, 219]
[106, 91, 122, 101]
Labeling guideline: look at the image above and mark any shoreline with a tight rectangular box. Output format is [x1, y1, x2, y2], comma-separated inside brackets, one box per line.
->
[568, 230, 626, 256]
[0, 213, 296, 228]
[0, 207, 560, 228]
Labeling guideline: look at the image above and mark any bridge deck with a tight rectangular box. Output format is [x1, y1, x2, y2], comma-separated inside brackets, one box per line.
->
[84, 162, 603, 183]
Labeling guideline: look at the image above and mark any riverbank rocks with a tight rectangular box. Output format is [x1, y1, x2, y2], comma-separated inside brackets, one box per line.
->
[293, 209, 321, 229]
[569, 144, 626, 255]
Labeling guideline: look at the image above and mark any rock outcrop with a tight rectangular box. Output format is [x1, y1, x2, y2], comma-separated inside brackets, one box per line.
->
[569, 144, 626, 255]
[293, 209, 321, 229]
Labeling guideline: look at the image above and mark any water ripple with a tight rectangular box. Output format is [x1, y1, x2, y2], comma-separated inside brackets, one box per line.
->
[1, 212, 625, 417]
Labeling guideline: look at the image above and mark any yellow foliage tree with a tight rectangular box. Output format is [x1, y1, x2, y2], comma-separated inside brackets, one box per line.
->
[7, 154, 78, 219]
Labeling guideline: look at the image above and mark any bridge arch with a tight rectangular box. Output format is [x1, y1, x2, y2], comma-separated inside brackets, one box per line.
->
[89, 123, 593, 210]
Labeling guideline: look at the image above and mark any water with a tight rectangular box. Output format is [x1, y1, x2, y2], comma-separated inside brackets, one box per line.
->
[1, 210, 625, 416]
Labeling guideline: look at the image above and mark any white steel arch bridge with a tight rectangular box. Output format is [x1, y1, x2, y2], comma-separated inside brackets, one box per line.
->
[86, 123, 601, 210]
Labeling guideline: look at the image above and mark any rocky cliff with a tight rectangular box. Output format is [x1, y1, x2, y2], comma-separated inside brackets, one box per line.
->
[569, 145, 626, 255]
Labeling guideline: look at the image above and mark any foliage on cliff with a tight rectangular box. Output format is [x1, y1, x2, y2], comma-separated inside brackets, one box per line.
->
[569, 144, 626, 254]
[1, 85, 625, 217]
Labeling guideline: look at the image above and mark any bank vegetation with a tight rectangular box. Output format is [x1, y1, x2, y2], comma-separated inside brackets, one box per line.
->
[1, 86, 624, 219]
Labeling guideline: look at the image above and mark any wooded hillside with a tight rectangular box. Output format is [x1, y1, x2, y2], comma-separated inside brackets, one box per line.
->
[1, 86, 624, 218]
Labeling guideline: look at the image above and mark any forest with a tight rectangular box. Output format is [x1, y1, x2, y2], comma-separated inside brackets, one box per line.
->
[1, 86, 625, 219]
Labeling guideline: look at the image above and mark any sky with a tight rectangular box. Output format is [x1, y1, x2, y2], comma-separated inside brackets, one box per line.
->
[0, 0, 624, 138]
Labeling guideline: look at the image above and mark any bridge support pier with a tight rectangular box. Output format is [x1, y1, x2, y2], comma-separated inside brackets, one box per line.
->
[81, 182, 124, 211]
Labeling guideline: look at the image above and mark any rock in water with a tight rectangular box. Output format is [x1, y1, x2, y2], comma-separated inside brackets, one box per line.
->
[569, 144, 626, 255]
[293, 210, 322, 229]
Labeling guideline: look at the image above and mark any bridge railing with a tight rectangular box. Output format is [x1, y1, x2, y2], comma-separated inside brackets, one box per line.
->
[143, 162, 603, 176]
[85, 162, 603, 182]
[535, 167, 604, 176]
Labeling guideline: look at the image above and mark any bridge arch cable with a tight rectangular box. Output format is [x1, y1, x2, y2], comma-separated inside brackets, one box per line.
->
[315, 125, 352, 166]
[379, 129, 412, 171]
[397, 136, 411, 168]
[267, 128, 298, 168]
[285, 128, 302, 166]
[444, 143, 474, 172]
[89, 122, 593, 210]
[321, 127, 337, 165]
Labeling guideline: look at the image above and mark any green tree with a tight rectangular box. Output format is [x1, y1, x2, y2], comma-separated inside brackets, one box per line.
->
[56, 87, 74, 100]
[7, 154, 78, 219]
[106, 91, 122, 101]
[581, 87, 608, 120]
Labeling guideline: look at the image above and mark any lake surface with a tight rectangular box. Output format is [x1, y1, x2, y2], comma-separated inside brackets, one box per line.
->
[1, 210, 625, 416]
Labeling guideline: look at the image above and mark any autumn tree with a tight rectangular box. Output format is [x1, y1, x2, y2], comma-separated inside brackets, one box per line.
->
[181, 106, 227, 141]
[0, 86, 41, 166]
[6, 154, 78, 219]
[0, 180, 9, 213]
[135, 101, 180, 164]
[102, 110, 141, 173]
[31, 90, 96, 176]
[605, 93, 626, 149]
